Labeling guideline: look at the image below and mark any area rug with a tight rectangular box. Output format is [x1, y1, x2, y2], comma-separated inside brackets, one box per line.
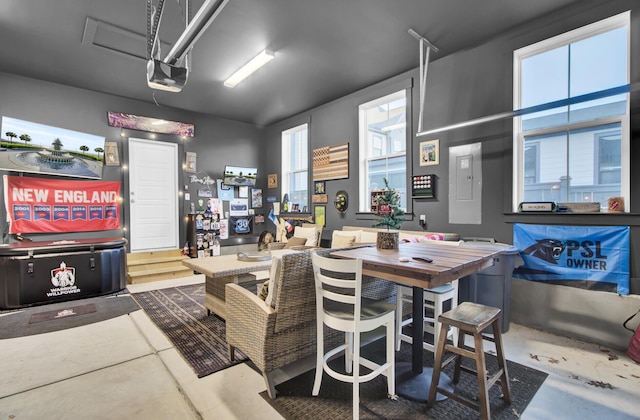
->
[0, 293, 140, 339]
[261, 339, 547, 419]
[131, 283, 247, 378]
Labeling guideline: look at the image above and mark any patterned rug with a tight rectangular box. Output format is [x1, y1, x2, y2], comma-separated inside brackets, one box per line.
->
[132, 284, 247, 378]
[262, 339, 547, 419]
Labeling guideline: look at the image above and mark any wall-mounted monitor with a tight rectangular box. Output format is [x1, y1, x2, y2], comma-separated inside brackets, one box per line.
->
[223, 165, 257, 186]
[0, 116, 104, 179]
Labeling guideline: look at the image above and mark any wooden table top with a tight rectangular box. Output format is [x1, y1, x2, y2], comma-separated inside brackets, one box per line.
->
[331, 242, 506, 288]
[182, 249, 298, 278]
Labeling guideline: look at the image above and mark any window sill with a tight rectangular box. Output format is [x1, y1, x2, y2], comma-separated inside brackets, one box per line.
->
[504, 211, 640, 226]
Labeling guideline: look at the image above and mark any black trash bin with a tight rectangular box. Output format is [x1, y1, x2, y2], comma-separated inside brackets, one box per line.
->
[458, 239, 522, 333]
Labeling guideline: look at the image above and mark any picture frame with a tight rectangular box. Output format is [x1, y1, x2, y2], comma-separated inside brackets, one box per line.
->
[105, 142, 120, 166]
[268, 173, 278, 189]
[185, 152, 197, 173]
[314, 205, 326, 227]
[314, 181, 326, 195]
[251, 188, 263, 208]
[312, 194, 328, 204]
[419, 139, 440, 166]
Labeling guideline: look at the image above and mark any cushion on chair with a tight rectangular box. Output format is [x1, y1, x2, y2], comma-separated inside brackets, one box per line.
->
[332, 234, 356, 248]
[264, 257, 282, 308]
[359, 231, 378, 244]
[257, 281, 269, 300]
[331, 230, 361, 247]
[284, 237, 308, 248]
[294, 226, 319, 246]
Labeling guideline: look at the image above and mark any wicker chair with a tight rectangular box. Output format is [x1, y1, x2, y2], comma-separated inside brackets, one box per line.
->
[225, 248, 396, 399]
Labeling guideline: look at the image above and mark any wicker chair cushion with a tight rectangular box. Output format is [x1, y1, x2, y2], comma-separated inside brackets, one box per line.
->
[284, 237, 307, 248]
[332, 234, 356, 248]
[257, 280, 269, 300]
[265, 256, 282, 308]
[294, 226, 319, 246]
[332, 230, 362, 246]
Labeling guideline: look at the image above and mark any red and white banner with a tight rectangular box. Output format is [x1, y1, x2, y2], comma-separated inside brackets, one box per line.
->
[4, 175, 121, 234]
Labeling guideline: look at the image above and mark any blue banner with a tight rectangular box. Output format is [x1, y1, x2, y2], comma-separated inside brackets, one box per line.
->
[513, 224, 629, 295]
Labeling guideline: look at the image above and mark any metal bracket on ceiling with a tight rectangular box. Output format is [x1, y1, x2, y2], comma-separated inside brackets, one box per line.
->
[408, 29, 438, 134]
[146, 0, 228, 68]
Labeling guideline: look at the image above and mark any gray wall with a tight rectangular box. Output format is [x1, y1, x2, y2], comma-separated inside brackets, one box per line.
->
[263, 0, 640, 349]
[0, 72, 266, 247]
[2, 0, 639, 349]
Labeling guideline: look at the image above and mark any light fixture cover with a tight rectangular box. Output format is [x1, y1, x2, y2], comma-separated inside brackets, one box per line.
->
[224, 49, 275, 88]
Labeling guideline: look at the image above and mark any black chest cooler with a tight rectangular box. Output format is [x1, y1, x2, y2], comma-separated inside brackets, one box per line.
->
[0, 238, 127, 309]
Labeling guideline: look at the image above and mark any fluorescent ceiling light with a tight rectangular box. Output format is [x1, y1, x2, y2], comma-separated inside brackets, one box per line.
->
[224, 50, 275, 88]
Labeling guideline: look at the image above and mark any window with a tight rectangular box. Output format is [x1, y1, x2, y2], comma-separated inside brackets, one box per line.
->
[513, 12, 629, 210]
[358, 90, 407, 212]
[281, 123, 309, 210]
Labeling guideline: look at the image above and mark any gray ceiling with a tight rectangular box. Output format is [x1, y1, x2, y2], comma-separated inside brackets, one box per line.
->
[0, 0, 583, 127]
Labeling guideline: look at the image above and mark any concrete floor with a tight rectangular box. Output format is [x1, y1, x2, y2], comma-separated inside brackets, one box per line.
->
[1, 275, 639, 419]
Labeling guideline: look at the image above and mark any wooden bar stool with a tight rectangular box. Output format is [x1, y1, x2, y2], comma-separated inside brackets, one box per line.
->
[427, 301, 511, 420]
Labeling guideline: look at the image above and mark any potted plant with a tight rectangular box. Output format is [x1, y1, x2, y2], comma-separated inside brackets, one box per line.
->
[372, 178, 405, 249]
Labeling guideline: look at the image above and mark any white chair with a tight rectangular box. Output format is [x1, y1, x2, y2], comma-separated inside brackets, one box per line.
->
[396, 281, 459, 352]
[311, 253, 396, 420]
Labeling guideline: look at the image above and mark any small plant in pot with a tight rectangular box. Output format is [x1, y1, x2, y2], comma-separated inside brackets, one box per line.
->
[372, 178, 405, 249]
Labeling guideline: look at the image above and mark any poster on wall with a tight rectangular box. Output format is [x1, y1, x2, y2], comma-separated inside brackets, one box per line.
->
[216, 179, 234, 201]
[0, 116, 105, 179]
[3, 175, 121, 234]
[513, 223, 629, 295]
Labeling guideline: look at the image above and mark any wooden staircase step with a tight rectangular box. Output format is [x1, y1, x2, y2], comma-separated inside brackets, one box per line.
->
[127, 254, 189, 267]
[127, 266, 195, 284]
[126, 249, 194, 284]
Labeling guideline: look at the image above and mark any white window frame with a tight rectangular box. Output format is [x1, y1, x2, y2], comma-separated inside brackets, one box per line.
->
[512, 11, 630, 211]
[281, 123, 309, 209]
[358, 90, 408, 212]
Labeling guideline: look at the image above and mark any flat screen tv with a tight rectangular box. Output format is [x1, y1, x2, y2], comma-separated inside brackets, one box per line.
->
[0, 116, 104, 179]
[223, 165, 257, 186]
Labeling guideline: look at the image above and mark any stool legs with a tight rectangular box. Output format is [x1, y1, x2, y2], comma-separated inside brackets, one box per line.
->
[493, 319, 512, 404]
[474, 331, 490, 419]
[427, 306, 510, 420]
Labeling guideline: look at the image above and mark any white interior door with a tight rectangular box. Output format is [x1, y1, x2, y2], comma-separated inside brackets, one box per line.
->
[128, 138, 179, 252]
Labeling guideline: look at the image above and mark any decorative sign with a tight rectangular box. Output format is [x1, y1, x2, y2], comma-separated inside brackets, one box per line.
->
[216, 179, 234, 201]
[185, 152, 197, 173]
[412, 174, 436, 198]
[513, 224, 629, 295]
[105, 142, 120, 166]
[313, 142, 349, 181]
[230, 216, 253, 235]
[4, 175, 120, 234]
[107, 111, 194, 137]
[314, 205, 326, 227]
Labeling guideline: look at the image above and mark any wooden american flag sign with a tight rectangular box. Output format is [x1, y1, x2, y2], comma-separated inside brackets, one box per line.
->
[312, 142, 349, 181]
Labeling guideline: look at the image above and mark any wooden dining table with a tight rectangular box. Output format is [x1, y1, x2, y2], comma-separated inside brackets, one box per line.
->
[331, 241, 505, 402]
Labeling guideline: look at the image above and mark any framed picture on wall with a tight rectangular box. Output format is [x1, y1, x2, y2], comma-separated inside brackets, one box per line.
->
[251, 188, 263, 208]
[105, 142, 120, 166]
[314, 181, 326, 195]
[268, 173, 278, 189]
[314, 205, 326, 227]
[185, 152, 197, 173]
[419, 139, 439, 166]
